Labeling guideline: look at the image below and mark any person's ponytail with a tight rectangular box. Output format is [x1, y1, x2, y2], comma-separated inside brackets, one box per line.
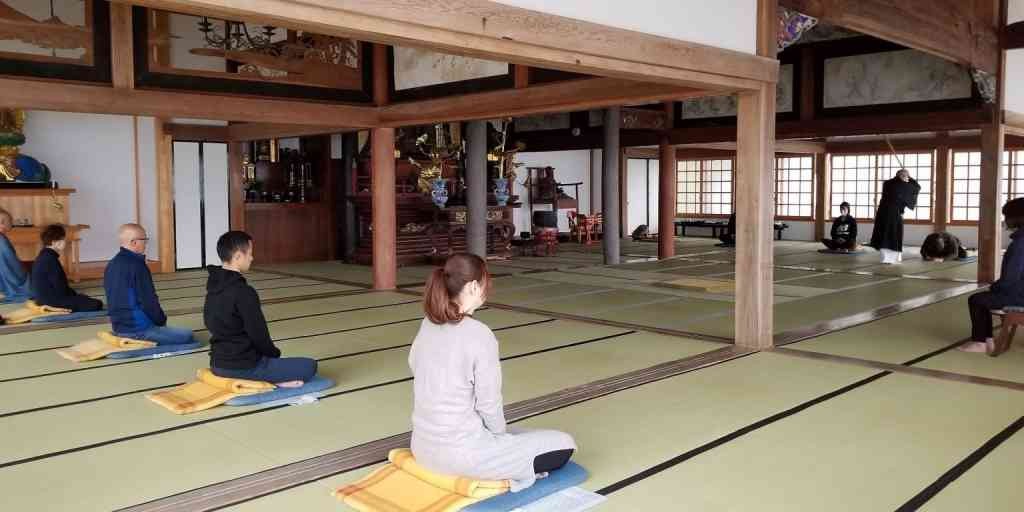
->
[423, 253, 490, 324]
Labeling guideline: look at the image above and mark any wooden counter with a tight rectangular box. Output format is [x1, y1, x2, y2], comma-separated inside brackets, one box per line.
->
[244, 202, 332, 263]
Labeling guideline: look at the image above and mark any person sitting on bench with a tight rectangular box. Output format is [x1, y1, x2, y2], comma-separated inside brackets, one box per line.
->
[0, 208, 30, 302]
[411, 253, 577, 492]
[105, 224, 195, 345]
[961, 198, 1024, 353]
[822, 202, 858, 252]
[31, 224, 102, 312]
[920, 232, 968, 262]
[206, 230, 316, 387]
[719, 213, 736, 246]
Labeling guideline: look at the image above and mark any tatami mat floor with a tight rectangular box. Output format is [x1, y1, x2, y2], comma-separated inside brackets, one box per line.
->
[6, 238, 1019, 511]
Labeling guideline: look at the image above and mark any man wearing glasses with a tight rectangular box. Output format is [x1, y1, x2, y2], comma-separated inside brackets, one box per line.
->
[103, 224, 196, 346]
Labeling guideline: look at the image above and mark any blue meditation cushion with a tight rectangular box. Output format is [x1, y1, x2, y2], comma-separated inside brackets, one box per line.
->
[463, 462, 589, 512]
[817, 249, 866, 255]
[106, 341, 205, 359]
[226, 376, 335, 406]
[31, 310, 108, 323]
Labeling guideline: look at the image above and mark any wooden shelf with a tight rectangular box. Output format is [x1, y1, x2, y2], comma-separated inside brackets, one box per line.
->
[0, 188, 76, 196]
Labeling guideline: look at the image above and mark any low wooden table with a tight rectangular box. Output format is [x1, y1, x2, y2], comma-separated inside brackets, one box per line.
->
[7, 224, 89, 282]
[673, 219, 789, 240]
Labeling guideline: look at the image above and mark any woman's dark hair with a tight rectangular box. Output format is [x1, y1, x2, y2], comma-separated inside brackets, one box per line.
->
[423, 253, 491, 324]
[921, 232, 959, 261]
[40, 223, 66, 247]
[839, 202, 851, 213]
[216, 230, 253, 262]
[1004, 198, 1024, 230]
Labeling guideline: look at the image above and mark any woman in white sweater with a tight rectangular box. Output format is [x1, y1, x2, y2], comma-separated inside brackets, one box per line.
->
[409, 253, 577, 492]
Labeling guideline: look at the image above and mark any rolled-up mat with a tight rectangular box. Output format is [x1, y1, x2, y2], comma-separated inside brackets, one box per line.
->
[463, 462, 589, 512]
[107, 341, 204, 359]
[225, 375, 335, 406]
[31, 310, 108, 323]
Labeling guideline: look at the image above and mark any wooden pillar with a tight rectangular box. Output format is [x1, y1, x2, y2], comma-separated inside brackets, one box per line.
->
[658, 132, 676, 259]
[109, 3, 134, 89]
[373, 44, 389, 106]
[813, 152, 828, 241]
[466, 120, 488, 257]
[733, 0, 776, 349]
[371, 128, 397, 290]
[228, 142, 246, 231]
[979, 124, 1005, 283]
[603, 107, 622, 265]
[934, 136, 951, 233]
[154, 118, 175, 273]
[514, 65, 530, 89]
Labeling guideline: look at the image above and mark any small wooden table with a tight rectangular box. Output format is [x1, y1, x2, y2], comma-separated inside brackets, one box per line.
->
[673, 219, 789, 240]
[7, 224, 89, 282]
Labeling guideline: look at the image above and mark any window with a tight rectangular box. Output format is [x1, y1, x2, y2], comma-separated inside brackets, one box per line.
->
[774, 156, 814, 218]
[950, 150, 1024, 222]
[829, 152, 935, 221]
[676, 158, 734, 216]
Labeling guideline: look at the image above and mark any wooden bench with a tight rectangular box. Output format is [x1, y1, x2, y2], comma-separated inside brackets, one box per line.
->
[673, 219, 789, 241]
[990, 307, 1024, 356]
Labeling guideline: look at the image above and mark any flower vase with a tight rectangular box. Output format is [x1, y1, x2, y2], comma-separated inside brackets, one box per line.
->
[430, 178, 449, 208]
[493, 178, 510, 207]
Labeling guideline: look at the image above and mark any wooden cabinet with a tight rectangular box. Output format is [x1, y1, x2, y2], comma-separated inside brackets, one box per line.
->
[245, 203, 331, 263]
[0, 189, 88, 281]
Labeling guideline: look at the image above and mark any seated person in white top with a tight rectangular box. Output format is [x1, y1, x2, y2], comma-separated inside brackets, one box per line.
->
[409, 253, 577, 492]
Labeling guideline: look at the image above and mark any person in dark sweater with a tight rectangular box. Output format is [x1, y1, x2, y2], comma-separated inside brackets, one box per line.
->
[205, 231, 316, 386]
[31, 224, 103, 312]
[105, 224, 195, 345]
[961, 198, 1024, 353]
[718, 213, 736, 246]
[822, 202, 858, 252]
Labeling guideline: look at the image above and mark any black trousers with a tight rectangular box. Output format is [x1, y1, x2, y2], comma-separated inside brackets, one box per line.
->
[533, 449, 574, 474]
[822, 238, 857, 251]
[44, 295, 104, 312]
[718, 233, 735, 245]
[968, 291, 1011, 341]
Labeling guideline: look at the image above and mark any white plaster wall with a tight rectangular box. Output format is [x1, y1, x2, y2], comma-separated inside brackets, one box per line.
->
[492, 0, 756, 54]
[136, 117, 161, 260]
[1010, 0, 1024, 24]
[21, 112, 139, 262]
[512, 150, 592, 234]
[1007, 50, 1024, 114]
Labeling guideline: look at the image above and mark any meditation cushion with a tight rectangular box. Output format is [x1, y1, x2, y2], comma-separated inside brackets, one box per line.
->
[106, 341, 204, 359]
[462, 462, 589, 512]
[225, 375, 335, 406]
[55, 332, 156, 362]
[335, 448, 509, 512]
[31, 310, 108, 323]
[147, 368, 275, 414]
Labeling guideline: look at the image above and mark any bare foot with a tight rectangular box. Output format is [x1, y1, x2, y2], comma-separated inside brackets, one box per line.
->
[277, 380, 304, 388]
[958, 341, 990, 353]
[536, 472, 549, 479]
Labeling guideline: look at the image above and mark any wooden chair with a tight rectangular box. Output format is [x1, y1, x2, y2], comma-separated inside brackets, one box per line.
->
[990, 307, 1024, 356]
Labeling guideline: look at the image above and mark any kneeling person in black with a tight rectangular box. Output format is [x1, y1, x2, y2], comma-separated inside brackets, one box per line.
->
[205, 231, 316, 387]
[31, 224, 103, 312]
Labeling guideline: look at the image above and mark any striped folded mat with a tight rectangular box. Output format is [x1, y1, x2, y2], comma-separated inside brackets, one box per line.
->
[335, 448, 509, 512]
[56, 331, 156, 362]
[147, 368, 275, 415]
[5, 300, 71, 324]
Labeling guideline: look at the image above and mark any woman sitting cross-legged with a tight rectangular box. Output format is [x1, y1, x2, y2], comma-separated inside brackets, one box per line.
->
[961, 198, 1024, 353]
[409, 253, 577, 492]
[31, 224, 103, 312]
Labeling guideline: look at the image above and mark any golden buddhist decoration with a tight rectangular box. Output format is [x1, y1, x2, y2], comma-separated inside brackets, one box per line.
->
[0, 109, 26, 181]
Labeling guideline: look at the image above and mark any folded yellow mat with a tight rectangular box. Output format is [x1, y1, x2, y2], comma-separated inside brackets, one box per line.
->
[55, 332, 156, 362]
[5, 300, 71, 325]
[334, 449, 509, 512]
[147, 368, 275, 415]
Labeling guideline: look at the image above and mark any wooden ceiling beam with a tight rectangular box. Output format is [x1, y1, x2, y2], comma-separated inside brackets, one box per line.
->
[781, 0, 1000, 74]
[0, 77, 380, 128]
[166, 123, 229, 141]
[121, 0, 776, 91]
[379, 78, 706, 126]
[226, 123, 357, 142]
[673, 140, 826, 154]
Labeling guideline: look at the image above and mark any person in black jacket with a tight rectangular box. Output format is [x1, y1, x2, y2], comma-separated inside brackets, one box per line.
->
[961, 198, 1024, 353]
[31, 224, 103, 312]
[921, 232, 969, 262]
[822, 202, 858, 252]
[718, 213, 736, 246]
[869, 169, 921, 264]
[205, 231, 316, 387]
